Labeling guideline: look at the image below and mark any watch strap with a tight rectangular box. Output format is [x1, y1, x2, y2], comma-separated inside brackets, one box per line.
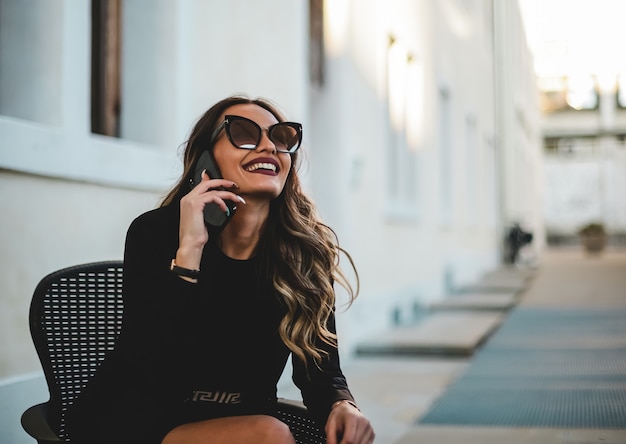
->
[170, 259, 200, 279]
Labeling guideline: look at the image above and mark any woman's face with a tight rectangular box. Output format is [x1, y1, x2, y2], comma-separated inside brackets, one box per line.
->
[211, 104, 293, 201]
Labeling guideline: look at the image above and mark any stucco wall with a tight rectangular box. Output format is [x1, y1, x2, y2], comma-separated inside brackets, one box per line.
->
[0, 0, 541, 382]
[0, 171, 161, 378]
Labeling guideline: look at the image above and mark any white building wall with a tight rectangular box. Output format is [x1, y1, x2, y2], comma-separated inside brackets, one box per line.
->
[493, 0, 545, 258]
[0, 0, 63, 126]
[0, 0, 309, 380]
[543, 138, 626, 234]
[541, 87, 626, 237]
[310, 0, 542, 350]
[0, 0, 540, 381]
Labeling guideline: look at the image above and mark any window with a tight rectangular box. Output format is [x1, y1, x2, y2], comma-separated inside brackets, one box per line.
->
[538, 75, 599, 113]
[91, 0, 122, 137]
[0, 1, 63, 125]
[309, 0, 324, 86]
[438, 88, 453, 224]
[617, 74, 626, 109]
[566, 75, 598, 110]
[465, 115, 478, 226]
[386, 36, 418, 215]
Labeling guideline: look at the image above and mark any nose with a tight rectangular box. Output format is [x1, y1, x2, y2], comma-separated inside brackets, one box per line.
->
[256, 129, 277, 154]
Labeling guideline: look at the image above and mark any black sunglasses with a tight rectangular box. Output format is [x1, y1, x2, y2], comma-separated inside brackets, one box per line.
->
[210, 115, 303, 154]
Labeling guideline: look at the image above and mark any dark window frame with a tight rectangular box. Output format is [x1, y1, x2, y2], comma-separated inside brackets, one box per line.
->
[91, 0, 122, 137]
[309, 0, 325, 86]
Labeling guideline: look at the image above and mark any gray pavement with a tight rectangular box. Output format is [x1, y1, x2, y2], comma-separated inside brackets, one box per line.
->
[336, 247, 626, 444]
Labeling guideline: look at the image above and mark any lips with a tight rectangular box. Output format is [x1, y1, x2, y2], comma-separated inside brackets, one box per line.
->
[243, 157, 279, 175]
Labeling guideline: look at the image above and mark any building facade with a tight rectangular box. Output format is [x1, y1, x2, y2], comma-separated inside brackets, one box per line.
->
[0, 0, 541, 382]
[540, 76, 626, 241]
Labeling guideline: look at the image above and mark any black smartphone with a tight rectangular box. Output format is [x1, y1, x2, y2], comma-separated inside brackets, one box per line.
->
[192, 150, 237, 229]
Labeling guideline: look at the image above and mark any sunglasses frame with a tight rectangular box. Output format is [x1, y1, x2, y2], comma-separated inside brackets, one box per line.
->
[210, 115, 303, 154]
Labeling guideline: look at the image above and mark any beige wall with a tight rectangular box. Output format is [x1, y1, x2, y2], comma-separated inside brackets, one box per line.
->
[0, 171, 161, 378]
[0, 0, 542, 380]
[0, 0, 311, 382]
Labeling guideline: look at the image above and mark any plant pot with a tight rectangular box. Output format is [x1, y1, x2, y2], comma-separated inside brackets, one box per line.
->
[580, 234, 606, 253]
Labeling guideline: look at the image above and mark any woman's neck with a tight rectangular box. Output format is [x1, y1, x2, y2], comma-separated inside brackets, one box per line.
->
[217, 200, 269, 260]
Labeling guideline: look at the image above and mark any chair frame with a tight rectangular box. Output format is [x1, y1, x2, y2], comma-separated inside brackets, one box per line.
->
[22, 261, 325, 444]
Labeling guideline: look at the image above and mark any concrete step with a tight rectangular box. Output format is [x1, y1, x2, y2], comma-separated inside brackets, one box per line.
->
[457, 275, 529, 293]
[355, 311, 504, 357]
[482, 266, 537, 280]
[429, 292, 519, 311]
[453, 266, 536, 295]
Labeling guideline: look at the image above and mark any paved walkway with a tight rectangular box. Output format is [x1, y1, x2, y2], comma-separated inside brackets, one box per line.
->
[336, 247, 626, 444]
[5, 247, 625, 443]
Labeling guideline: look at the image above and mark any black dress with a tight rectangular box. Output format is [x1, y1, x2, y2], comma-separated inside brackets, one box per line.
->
[66, 203, 354, 443]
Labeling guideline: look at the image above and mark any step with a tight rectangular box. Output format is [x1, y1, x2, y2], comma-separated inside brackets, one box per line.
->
[355, 312, 504, 357]
[457, 275, 528, 293]
[483, 266, 536, 280]
[429, 292, 519, 311]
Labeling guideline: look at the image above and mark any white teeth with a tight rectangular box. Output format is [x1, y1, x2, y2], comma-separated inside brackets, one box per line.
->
[245, 163, 277, 172]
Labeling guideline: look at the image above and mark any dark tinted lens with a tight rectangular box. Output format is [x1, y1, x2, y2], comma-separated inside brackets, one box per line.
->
[229, 118, 260, 149]
[270, 123, 300, 152]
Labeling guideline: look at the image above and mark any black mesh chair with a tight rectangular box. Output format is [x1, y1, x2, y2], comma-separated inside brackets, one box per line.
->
[21, 261, 325, 444]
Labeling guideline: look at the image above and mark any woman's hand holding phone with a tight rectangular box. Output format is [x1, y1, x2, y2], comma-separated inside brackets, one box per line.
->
[176, 170, 244, 272]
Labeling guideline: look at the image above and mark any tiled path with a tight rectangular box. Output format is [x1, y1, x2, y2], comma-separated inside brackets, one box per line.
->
[339, 247, 626, 443]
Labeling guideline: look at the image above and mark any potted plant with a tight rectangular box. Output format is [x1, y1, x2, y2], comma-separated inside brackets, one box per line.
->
[578, 222, 607, 253]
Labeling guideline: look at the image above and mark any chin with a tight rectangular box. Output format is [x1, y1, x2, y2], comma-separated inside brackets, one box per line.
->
[250, 188, 283, 201]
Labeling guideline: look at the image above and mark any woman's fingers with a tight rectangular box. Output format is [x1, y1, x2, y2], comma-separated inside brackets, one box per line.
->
[325, 405, 375, 444]
[199, 190, 246, 212]
[178, 172, 245, 254]
[194, 169, 239, 194]
[188, 170, 243, 211]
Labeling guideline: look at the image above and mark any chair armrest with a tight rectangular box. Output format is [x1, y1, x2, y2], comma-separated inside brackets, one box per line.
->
[21, 403, 61, 442]
[276, 398, 325, 444]
[22, 398, 320, 444]
[277, 397, 307, 410]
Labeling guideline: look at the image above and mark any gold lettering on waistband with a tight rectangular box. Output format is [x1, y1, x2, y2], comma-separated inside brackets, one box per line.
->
[191, 390, 241, 404]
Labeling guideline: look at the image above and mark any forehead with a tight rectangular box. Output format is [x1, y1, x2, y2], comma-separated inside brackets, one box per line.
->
[222, 104, 279, 126]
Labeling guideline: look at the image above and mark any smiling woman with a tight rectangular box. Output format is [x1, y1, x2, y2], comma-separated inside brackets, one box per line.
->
[64, 95, 375, 444]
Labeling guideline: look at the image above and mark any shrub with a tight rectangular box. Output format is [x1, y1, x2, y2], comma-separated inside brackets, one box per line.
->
[578, 222, 606, 236]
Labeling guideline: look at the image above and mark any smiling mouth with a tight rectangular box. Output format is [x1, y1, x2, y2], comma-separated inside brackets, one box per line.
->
[244, 162, 278, 175]
[245, 162, 276, 172]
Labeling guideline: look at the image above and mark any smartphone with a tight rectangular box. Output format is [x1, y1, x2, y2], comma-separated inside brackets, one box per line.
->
[192, 150, 237, 230]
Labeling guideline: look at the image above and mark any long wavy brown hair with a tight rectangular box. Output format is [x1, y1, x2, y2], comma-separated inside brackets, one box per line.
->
[161, 95, 359, 367]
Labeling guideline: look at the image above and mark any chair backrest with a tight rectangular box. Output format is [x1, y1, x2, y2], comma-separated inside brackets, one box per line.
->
[29, 261, 124, 441]
[29, 261, 325, 444]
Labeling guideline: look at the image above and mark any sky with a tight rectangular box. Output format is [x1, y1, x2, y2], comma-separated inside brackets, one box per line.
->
[518, 0, 626, 85]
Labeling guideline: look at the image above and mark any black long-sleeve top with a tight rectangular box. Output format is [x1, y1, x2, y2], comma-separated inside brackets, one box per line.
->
[66, 203, 354, 443]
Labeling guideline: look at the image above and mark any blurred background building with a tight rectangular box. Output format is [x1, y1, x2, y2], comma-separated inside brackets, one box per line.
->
[0, 0, 541, 386]
[519, 0, 626, 244]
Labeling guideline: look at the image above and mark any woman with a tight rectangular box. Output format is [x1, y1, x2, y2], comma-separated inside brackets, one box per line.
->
[67, 96, 374, 444]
